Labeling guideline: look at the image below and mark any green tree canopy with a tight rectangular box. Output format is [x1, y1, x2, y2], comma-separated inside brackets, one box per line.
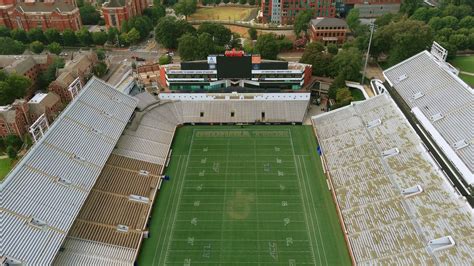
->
[248, 27, 258, 40]
[330, 47, 362, 82]
[76, 27, 93, 46]
[159, 54, 172, 64]
[44, 29, 62, 44]
[178, 33, 199, 61]
[92, 31, 108, 45]
[96, 48, 106, 60]
[155, 16, 195, 48]
[197, 22, 232, 46]
[6, 145, 17, 160]
[93, 61, 108, 77]
[174, 0, 197, 20]
[80, 3, 101, 25]
[293, 10, 312, 35]
[47, 42, 62, 55]
[62, 29, 78, 46]
[10, 29, 28, 44]
[346, 8, 360, 31]
[400, 0, 423, 16]
[335, 87, 352, 104]
[143, 5, 166, 25]
[0, 74, 31, 105]
[300, 42, 332, 77]
[107, 27, 119, 44]
[125, 28, 141, 44]
[373, 18, 433, 65]
[30, 41, 45, 54]
[255, 33, 279, 59]
[0, 26, 10, 37]
[27, 28, 46, 43]
[0, 37, 25, 54]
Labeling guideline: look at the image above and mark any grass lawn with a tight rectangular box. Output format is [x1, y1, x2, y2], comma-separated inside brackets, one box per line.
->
[459, 73, 474, 86]
[450, 55, 474, 73]
[0, 157, 12, 181]
[189, 6, 258, 21]
[137, 125, 350, 265]
[350, 88, 366, 101]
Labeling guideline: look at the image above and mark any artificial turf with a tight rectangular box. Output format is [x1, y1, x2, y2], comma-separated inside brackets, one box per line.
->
[137, 125, 350, 265]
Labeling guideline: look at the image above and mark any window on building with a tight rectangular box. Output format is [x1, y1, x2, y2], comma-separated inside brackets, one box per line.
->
[231, 111, 235, 117]
[261, 112, 265, 119]
[200, 112, 204, 117]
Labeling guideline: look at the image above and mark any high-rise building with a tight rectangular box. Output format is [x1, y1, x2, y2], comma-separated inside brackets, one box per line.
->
[259, 0, 336, 25]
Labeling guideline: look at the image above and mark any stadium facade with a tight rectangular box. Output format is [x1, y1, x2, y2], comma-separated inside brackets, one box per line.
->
[159, 51, 312, 92]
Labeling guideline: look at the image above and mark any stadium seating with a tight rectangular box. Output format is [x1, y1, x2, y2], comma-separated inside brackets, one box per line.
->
[312, 93, 474, 265]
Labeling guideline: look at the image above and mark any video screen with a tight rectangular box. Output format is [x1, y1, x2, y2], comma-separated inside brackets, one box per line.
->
[217, 56, 252, 79]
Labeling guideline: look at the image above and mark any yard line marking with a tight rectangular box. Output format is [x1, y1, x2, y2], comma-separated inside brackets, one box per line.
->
[289, 129, 319, 265]
[218, 139, 230, 261]
[301, 155, 329, 265]
[162, 129, 196, 265]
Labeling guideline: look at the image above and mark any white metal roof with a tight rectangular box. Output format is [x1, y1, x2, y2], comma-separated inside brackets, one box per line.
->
[159, 92, 310, 101]
[0, 77, 137, 265]
[383, 50, 473, 186]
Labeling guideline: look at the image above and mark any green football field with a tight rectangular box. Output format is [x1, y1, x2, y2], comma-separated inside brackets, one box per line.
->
[138, 125, 350, 265]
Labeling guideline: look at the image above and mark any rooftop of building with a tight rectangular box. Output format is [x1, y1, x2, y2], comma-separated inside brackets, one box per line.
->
[310, 17, 348, 28]
[16, 0, 77, 13]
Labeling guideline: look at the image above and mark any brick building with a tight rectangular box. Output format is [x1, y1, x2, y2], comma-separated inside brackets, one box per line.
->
[0, 0, 81, 31]
[27, 92, 62, 123]
[309, 17, 348, 45]
[48, 51, 98, 103]
[0, 99, 29, 138]
[259, 0, 336, 25]
[102, 0, 147, 29]
[0, 54, 56, 99]
[344, 0, 400, 18]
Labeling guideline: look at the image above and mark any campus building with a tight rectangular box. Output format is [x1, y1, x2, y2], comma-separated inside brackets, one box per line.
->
[309, 17, 348, 45]
[159, 51, 312, 92]
[344, 0, 400, 18]
[0, 0, 81, 31]
[259, 0, 336, 24]
[102, 0, 147, 29]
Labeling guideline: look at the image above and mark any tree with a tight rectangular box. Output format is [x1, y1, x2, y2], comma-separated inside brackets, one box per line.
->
[80, 3, 100, 25]
[239, 0, 247, 4]
[174, 0, 197, 20]
[159, 54, 172, 64]
[346, 8, 360, 31]
[442, 4, 472, 19]
[76, 28, 93, 46]
[400, 0, 423, 16]
[410, 7, 441, 23]
[330, 47, 362, 82]
[373, 18, 433, 65]
[126, 28, 141, 44]
[27, 28, 46, 43]
[300, 42, 332, 77]
[93, 61, 108, 77]
[143, 5, 166, 25]
[6, 146, 17, 160]
[44, 29, 62, 44]
[107, 27, 119, 44]
[248, 27, 257, 40]
[5, 135, 22, 151]
[47, 42, 62, 55]
[128, 16, 153, 39]
[62, 29, 78, 46]
[0, 74, 31, 105]
[255, 33, 279, 59]
[10, 29, 28, 44]
[449, 34, 469, 50]
[37, 58, 64, 90]
[96, 48, 106, 60]
[0, 26, 10, 37]
[327, 43, 338, 55]
[121, 20, 130, 33]
[198, 22, 232, 46]
[248, 0, 255, 5]
[92, 31, 108, 45]
[335, 87, 352, 103]
[293, 10, 312, 35]
[155, 16, 195, 48]
[459, 16, 474, 29]
[30, 41, 44, 54]
[0, 37, 26, 55]
[197, 32, 216, 59]
[178, 33, 199, 61]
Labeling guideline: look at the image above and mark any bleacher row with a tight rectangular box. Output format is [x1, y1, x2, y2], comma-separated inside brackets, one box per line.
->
[312, 94, 474, 265]
[54, 101, 180, 264]
[384, 50, 473, 179]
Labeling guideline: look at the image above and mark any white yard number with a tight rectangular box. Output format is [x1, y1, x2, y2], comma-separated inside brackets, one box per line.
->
[281, 201, 288, 207]
[283, 218, 290, 226]
[194, 201, 200, 207]
[191, 218, 198, 226]
[286, 237, 293, 246]
[187, 237, 194, 246]
[184, 258, 191, 266]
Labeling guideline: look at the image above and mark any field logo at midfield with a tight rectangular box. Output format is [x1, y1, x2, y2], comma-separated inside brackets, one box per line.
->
[226, 190, 254, 220]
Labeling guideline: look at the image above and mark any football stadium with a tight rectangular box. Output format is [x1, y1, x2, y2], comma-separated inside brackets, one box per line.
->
[1, 43, 473, 265]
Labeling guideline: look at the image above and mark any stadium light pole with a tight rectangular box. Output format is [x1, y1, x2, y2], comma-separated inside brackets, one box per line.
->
[361, 22, 376, 85]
